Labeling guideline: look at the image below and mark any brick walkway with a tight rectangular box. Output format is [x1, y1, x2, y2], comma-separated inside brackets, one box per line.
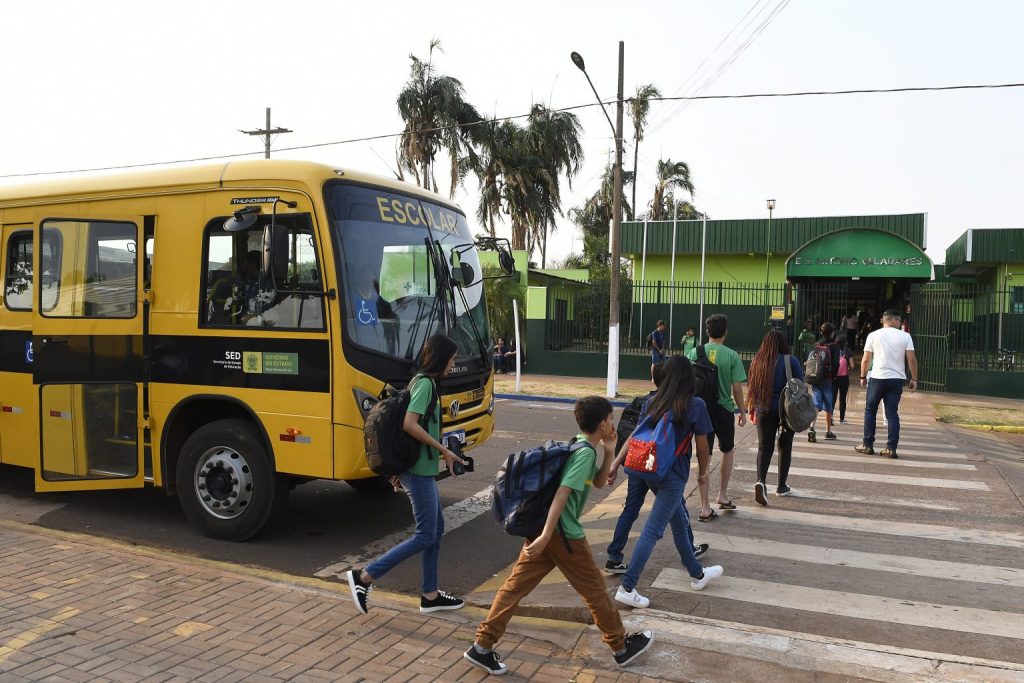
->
[0, 523, 657, 682]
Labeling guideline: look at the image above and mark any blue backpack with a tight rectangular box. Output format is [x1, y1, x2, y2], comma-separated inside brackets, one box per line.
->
[492, 439, 590, 538]
[623, 412, 692, 482]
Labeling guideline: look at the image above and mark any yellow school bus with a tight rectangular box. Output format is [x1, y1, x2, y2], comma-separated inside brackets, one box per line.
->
[0, 160, 512, 539]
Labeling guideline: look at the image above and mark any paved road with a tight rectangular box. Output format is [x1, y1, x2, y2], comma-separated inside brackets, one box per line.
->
[2, 392, 1023, 669]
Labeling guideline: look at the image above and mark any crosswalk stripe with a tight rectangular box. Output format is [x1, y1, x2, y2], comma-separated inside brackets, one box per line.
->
[726, 507, 1024, 547]
[771, 487, 959, 511]
[652, 571, 1024, 639]
[691, 532, 1024, 588]
[769, 442, 968, 459]
[746, 448, 972, 467]
[735, 465, 989, 490]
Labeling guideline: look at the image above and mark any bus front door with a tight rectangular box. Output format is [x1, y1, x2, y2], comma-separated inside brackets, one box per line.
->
[32, 215, 147, 492]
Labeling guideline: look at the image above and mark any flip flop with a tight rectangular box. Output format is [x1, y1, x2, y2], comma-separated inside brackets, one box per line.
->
[718, 501, 737, 510]
[698, 509, 718, 522]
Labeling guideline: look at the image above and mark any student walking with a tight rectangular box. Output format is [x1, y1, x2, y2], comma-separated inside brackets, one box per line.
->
[465, 397, 654, 675]
[611, 356, 723, 609]
[842, 308, 860, 350]
[806, 323, 839, 443]
[832, 340, 853, 424]
[648, 320, 667, 383]
[797, 320, 817, 360]
[686, 314, 746, 520]
[855, 309, 918, 458]
[680, 325, 698, 356]
[605, 364, 709, 574]
[745, 330, 803, 504]
[346, 334, 468, 616]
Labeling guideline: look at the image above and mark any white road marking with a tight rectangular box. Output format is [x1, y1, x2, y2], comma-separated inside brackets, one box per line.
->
[747, 447, 971, 466]
[652, 571, 1024, 640]
[768, 487, 959, 511]
[693, 532, 1024, 588]
[790, 442, 965, 459]
[314, 486, 495, 579]
[526, 403, 575, 411]
[727, 507, 1024, 547]
[735, 465, 989, 490]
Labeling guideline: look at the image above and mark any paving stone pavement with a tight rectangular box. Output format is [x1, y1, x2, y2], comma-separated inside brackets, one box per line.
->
[0, 522, 661, 682]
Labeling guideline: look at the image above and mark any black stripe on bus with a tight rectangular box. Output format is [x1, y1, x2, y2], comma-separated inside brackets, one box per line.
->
[33, 334, 144, 383]
[0, 330, 33, 373]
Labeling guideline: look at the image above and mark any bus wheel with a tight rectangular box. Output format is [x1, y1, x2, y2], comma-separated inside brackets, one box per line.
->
[345, 476, 396, 494]
[176, 419, 288, 540]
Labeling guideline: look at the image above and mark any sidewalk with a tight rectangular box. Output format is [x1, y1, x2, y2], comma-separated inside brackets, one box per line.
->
[0, 521, 654, 683]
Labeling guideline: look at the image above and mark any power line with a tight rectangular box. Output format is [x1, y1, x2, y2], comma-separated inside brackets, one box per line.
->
[3, 81, 1024, 179]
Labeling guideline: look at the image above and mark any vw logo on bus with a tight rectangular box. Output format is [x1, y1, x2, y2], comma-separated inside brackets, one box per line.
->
[449, 400, 460, 420]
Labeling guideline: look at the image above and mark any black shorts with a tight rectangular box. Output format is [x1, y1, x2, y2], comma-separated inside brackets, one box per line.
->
[707, 404, 737, 453]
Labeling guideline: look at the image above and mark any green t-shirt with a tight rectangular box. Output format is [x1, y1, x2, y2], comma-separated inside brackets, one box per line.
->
[681, 335, 697, 356]
[406, 374, 441, 477]
[686, 342, 746, 411]
[558, 435, 599, 540]
[797, 330, 816, 359]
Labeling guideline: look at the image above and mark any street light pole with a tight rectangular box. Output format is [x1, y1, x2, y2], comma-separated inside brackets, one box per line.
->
[766, 199, 776, 327]
[572, 43, 625, 398]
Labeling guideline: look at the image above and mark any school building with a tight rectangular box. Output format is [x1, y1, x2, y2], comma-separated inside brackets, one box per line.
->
[516, 214, 1024, 399]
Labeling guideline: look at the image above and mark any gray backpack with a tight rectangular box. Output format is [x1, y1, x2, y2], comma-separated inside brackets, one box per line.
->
[781, 355, 815, 432]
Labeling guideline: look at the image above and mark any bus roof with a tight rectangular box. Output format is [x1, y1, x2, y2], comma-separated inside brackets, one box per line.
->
[0, 159, 464, 213]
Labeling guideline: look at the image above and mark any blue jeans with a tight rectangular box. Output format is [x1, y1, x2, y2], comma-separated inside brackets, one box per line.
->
[863, 378, 904, 450]
[622, 470, 703, 591]
[608, 475, 696, 565]
[366, 472, 444, 594]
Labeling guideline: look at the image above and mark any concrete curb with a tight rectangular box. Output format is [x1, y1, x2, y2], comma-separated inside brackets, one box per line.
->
[942, 422, 1024, 434]
[496, 393, 631, 408]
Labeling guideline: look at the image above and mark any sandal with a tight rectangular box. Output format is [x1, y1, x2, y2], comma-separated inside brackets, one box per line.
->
[697, 509, 718, 522]
[718, 501, 737, 510]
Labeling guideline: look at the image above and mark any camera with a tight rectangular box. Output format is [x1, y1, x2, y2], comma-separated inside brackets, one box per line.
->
[446, 436, 474, 476]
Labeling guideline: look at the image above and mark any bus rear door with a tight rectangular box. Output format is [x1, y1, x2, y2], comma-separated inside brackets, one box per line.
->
[32, 215, 148, 492]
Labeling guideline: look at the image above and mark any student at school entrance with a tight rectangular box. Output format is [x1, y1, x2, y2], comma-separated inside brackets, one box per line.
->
[648, 320, 667, 383]
[745, 330, 803, 504]
[686, 314, 746, 521]
[346, 334, 468, 616]
[465, 397, 654, 675]
[831, 340, 853, 424]
[680, 325, 698, 356]
[807, 322, 840, 443]
[797, 320, 817, 360]
[855, 309, 918, 459]
[842, 308, 860, 350]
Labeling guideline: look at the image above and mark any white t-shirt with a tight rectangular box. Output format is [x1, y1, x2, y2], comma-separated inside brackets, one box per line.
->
[864, 326, 915, 379]
[843, 315, 858, 331]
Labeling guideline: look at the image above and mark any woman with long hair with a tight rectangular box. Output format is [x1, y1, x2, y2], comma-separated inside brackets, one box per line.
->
[745, 329, 804, 505]
[611, 355, 723, 609]
[347, 333, 468, 616]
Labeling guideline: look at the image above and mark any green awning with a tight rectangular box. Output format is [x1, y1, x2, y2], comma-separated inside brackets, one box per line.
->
[786, 229, 932, 279]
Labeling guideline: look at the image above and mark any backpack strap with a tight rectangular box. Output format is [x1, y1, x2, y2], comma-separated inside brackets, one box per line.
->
[411, 374, 440, 458]
[783, 354, 794, 381]
[697, 345, 707, 361]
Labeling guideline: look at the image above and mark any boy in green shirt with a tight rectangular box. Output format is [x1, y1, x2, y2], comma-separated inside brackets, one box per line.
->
[686, 314, 747, 521]
[464, 397, 654, 675]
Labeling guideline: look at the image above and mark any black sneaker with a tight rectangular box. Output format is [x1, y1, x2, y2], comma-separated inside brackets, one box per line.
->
[693, 543, 709, 558]
[421, 590, 464, 613]
[807, 430, 817, 443]
[604, 559, 628, 574]
[346, 569, 371, 615]
[464, 646, 508, 675]
[825, 431, 838, 440]
[754, 481, 767, 506]
[854, 444, 874, 455]
[776, 484, 792, 496]
[614, 629, 654, 667]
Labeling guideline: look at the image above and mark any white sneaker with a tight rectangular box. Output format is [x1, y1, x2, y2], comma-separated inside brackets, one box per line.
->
[615, 585, 650, 608]
[690, 565, 723, 591]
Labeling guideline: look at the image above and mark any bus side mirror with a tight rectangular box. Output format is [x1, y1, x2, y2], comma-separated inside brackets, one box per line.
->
[262, 224, 289, 287]
[451, 261, 475, 287]
[497, 247, 515, 277]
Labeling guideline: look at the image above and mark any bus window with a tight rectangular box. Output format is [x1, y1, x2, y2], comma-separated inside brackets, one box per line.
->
[40, 220, 137, 318]
[5, 231, 62, 311]
[201, 214, 324, 330]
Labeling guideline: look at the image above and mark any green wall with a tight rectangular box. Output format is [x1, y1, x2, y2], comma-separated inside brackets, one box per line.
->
[632, 254, 788, 285]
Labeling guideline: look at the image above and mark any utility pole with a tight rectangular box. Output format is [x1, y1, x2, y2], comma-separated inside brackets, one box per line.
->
[607, 41, 625, 398]
[240, 108, 292, 159]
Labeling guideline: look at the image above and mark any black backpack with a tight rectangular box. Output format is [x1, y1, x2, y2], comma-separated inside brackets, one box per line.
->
[492, 438, 590, 538]
[615, 393, 654, 453]
[693, 345, 720, 411]
[804, 344, 832, 387]
[363, 376, 438, 477]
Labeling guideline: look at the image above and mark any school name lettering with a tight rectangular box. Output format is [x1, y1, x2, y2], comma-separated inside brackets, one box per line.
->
[375, 196, 460, 234]
[792, 256, 924, 267]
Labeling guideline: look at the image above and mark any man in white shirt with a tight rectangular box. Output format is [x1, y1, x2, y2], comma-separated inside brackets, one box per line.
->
[854, 309, 918, 458]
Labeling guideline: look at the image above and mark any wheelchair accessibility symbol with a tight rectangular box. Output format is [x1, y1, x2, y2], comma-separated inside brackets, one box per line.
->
[357, 299, 378, 326]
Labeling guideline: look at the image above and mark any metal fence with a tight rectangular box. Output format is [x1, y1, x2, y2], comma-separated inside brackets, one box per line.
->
[545, 280, 788, 358]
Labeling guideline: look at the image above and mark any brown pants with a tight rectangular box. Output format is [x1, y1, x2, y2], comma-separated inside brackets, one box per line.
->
[476, 535, 625, 652]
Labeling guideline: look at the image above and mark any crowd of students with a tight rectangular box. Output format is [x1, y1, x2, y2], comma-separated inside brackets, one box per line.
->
[343, 309, 918, 676]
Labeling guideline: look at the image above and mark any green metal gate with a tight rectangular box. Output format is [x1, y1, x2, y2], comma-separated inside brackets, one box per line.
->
[793, 280, 850, 340]
[909, 283, 951, 392]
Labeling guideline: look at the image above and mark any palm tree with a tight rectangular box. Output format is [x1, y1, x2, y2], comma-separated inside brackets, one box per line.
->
[649, 159, 694, 220]
[524, 104, 583, 266]
[567, 164, 634, 278]
[628, 84, 661, 220]
[396, 40, 482, 197]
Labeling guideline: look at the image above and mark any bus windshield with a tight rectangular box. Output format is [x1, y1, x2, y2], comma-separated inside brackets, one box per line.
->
[325, 182, 489, 366]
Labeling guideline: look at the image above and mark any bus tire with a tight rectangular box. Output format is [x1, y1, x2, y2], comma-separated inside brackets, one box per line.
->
[176, 419, 288, 541]
[345, 476, 397, 495]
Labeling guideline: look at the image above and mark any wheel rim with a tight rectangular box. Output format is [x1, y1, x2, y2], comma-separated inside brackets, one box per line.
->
[193, 446, 254, 520]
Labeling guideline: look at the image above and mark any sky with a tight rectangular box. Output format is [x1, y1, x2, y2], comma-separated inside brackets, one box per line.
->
[1, 0, 1022, 266]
